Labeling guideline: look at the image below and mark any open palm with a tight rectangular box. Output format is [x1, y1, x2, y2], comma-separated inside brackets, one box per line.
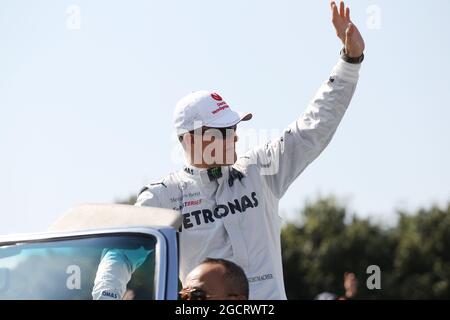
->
[331, 1, 365, 58]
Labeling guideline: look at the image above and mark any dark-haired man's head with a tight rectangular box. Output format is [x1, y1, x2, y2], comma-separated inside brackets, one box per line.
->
[180, 258, 249, 300]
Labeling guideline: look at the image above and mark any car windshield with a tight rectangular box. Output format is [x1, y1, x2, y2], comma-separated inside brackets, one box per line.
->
[0, 233, 157, 300]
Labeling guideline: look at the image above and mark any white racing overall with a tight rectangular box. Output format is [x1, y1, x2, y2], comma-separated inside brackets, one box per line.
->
[92, 59, 361, 300]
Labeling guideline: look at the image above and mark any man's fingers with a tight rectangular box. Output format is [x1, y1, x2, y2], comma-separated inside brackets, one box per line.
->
[345, 7, 350, 20]
[331, 1, 338, 20]
[330, 1, 336, 10]
[339, 1, 345, 18]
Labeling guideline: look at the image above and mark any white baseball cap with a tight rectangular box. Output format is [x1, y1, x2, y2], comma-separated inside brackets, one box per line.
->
[173, 90, 252, 135]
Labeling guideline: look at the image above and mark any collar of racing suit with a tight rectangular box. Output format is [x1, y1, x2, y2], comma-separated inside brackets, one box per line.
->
[183, 164, 245, 187]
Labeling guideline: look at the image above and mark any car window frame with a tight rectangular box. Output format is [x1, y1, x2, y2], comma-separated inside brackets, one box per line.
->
[0, 226, 169, 300]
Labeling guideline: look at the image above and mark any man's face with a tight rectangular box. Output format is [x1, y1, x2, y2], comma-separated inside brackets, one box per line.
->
[182, 125, 238, 167]
[344, 272, 358, 298]
[180, 263, 245, 300]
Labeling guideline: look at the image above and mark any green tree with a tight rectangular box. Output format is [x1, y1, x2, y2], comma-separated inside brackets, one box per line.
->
[391, 204, 450, 299]
[281, 197, 450, 299]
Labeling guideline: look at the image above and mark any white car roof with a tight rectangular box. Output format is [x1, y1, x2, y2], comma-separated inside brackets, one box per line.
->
[47, 203, 182, 232]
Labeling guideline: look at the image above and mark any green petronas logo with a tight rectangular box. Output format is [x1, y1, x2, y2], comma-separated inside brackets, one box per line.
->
[207, 167, 222, 181]
[210, 167, 221, 178]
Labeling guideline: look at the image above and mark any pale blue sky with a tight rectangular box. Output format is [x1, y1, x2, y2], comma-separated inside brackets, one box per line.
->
[1, 0, 449, 234]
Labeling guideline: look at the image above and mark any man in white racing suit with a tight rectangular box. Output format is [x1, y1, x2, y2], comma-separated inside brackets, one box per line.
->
[92, 1, 365, 300]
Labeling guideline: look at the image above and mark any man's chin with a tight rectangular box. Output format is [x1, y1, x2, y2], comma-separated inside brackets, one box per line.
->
[214, 159, 237, 166]
[225, 152, 238, 165]
[212, 152, 237, 166]
[211, 158, 237, 167]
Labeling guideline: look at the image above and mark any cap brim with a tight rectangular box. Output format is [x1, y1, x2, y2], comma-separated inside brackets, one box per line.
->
[239, 112, 253, 122]
[205, 110, 253, 128]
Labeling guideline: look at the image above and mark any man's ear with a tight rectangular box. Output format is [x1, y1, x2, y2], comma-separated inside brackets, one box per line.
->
[181, 133, 193, 145]
[180, 133, 194, 153]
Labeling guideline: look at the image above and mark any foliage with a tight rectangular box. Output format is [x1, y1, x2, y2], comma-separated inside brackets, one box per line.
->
[281, 197, 450, 299]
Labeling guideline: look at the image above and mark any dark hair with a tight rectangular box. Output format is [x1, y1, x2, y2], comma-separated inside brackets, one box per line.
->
[201, 257, 249, 299]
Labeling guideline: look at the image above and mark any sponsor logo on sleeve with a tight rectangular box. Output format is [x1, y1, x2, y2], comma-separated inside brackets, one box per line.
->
[101, 290, 119, 299]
